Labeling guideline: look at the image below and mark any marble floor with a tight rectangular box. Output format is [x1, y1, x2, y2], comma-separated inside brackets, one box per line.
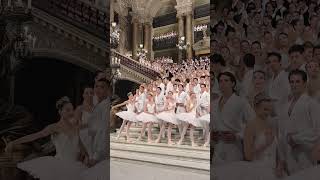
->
[110, 160, 210, 180]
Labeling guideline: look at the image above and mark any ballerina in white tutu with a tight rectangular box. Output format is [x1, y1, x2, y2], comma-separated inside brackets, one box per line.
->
[197, 83, 210, 147]
[136, 92, 158, 143]
[175, 83, 188, 135]
[112, 92, 137, 142]
[197, 109, 210, 147]
[155, 91, 178, 145]
[176, 92, 200, 146]
[155, 86, 166, 139]
[5, 96, 87, 180]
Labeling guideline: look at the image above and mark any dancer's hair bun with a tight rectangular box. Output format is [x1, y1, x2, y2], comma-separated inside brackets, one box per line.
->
[56, 96, 71, 110]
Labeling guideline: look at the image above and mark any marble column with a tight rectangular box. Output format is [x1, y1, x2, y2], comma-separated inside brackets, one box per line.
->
[119, 16, 127, 54]
[132, 18, 139, 60]
[144, 22, 152, 60]
[185, 12, 193, 60]
[177, 15, 185, 63]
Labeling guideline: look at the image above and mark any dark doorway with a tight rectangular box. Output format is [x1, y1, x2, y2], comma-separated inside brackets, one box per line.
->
[14, 58, 94, 129]
[115, 80, 139, 101]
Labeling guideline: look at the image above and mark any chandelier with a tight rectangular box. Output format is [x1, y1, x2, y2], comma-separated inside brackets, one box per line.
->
[176, 36, 190, 50]
[1, 0, 35, 59]
[13, 25, 36, 58]
[110, 56, 121, 79]
[110, 22, 120, 49]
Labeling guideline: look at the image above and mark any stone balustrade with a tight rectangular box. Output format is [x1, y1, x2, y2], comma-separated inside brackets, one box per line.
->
[111, 50, 160, 81]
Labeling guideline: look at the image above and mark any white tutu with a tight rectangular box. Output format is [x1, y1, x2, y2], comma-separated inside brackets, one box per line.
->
[136, 112, 158, 123]
[81, 160, 108, 180]
[176, 111, 202, 127]
[198, 114, 210, 127]
[116, 111, 137, 122]
[156, 111, 178, 125]
[18, 156, 87, 180]
[198, 114, 210, 123]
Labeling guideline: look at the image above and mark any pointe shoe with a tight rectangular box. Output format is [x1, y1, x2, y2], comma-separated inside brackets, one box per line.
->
[126, 136, 133, 143]
[168, 141, 174, 146]
[115, 135, 121, 141]
[203, 142, 209, 147]
[147, 139, 153, 144]
[191, 142, 198, 147]
[136, 136, 142, 142]
[177, 140, 183, 146]
[155, 138, 161, 143]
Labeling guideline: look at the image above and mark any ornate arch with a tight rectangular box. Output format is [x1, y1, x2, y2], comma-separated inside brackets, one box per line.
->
[31, 48, 101, 72]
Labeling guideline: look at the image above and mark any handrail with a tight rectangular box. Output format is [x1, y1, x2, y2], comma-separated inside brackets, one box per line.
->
[111, 50, 160, 80]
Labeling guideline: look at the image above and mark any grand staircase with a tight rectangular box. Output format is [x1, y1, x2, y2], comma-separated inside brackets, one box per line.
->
[110, 123, 210, 175]
[111, 50, 161, 83]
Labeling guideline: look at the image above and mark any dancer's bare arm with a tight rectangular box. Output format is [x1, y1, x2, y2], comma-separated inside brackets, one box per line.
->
[5, 123, 58, 152]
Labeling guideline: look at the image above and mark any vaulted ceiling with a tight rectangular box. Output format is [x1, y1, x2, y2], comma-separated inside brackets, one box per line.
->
[156, 0, 209, 16]
[114, 0, 209, 18]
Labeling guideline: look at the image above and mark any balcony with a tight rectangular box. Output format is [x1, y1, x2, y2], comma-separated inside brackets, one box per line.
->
[32, 0, 108, 40]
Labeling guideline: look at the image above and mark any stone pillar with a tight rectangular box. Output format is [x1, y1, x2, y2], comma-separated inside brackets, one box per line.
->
[185, 12, 193, 60]
[119, 16, 127, 54]
[177, 15, 185, 63]
[132, 18, 139, 60]
[138, 23, 143, 48]
[144, 21, 152, 60]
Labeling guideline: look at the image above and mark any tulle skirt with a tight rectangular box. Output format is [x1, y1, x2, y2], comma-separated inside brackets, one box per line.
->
[198, 114, 210, 127]
[17, 156, 87, 180]
[198, 114, 210, 123]
[156, 111, 178, 125]
[176, 111, 202, 127]
[116, 110, 137, 122]
[81, 160, 108, 180]
[136, 112, 158, 123]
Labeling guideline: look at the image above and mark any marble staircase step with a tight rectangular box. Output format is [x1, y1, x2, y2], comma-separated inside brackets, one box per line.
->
[111, 139, 209, 160]
[112, 134, 207, 146]
[110, 138, 210, 173]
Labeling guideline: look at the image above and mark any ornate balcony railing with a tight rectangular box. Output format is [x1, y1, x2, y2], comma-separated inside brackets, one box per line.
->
[32, 0, 108, 40]
[153, 37, 178, 51]
[111, 50, 160, 80]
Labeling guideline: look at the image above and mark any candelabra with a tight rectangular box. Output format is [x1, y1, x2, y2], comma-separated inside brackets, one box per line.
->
[110, 22, 120, 49]
[110, 56, 121, 95]
[2, 0, 35, 59]
[13, 25, 36, 58]
[0, 0, 34, 107]
[137, 44, 147, 62]
[176, 36, 190, 50]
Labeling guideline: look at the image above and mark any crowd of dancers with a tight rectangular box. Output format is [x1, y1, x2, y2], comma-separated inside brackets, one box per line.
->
[112, 57, 211, 147]
[211, 0, 320, 179]
[3, 71, 110, 180]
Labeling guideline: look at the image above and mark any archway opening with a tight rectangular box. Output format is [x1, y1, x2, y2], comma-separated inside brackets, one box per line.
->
[14, 58, 95, 129]
[115, 80, 140, 101]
